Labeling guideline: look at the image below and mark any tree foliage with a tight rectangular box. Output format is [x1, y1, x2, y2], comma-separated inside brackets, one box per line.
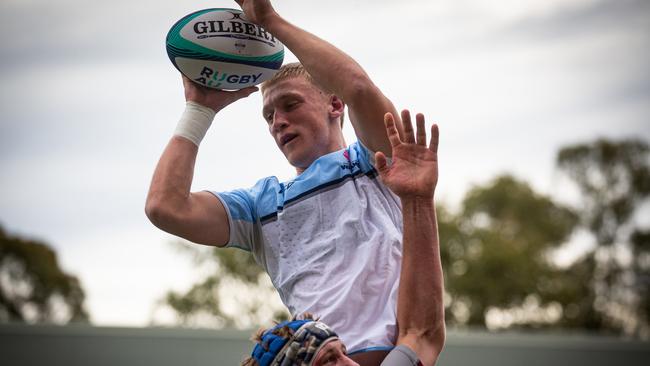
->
[557, 138, 650, 336]
[440, 175, 581, 329]
[0, 225, 88, 324]
[159, 244, 288, 329]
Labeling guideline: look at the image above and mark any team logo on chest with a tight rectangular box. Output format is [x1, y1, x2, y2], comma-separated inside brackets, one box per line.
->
[340, 150, 360, 171]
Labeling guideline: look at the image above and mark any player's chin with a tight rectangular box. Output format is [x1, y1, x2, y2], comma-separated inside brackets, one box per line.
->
[282, 143, 299, 161]
[287, 157, 309, 171]
[285, 151, 312, 171]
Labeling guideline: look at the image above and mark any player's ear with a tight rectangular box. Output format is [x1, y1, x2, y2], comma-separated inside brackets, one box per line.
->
[328, 95, 345, 119]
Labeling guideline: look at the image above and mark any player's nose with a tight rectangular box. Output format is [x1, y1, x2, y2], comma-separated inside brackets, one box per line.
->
[270, 111, 290, 131]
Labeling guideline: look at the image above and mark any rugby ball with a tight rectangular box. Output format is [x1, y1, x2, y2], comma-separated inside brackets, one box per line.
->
[166, 8, 284, 90]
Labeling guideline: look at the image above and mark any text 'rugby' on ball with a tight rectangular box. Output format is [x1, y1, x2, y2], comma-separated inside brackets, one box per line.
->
[166, 8, 284, 90]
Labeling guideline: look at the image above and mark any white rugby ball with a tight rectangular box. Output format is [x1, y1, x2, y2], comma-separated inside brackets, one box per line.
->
[166, 8, 284, 90]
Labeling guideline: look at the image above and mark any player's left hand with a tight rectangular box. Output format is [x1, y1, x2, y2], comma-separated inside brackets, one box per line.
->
[182, 75, 258, 113]
[375, 110, 439, 199]
[233, 0, 278, 28]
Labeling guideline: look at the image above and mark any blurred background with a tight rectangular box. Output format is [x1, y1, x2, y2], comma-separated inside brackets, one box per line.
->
[1, 0, 649, 360]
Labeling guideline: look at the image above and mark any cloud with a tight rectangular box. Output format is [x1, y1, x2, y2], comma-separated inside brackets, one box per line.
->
[502, 0, 650, 40]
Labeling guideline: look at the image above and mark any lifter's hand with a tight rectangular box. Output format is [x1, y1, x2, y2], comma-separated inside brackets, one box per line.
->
[182, 75, 258, 113]
[233, 0, 278, 28]
[375, 110, 439, 199]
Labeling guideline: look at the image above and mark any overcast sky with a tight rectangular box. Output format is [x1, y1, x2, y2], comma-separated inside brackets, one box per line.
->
[1, 0, 649, 326]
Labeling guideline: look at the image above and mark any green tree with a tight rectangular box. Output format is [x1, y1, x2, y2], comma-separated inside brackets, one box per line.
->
[440, 175, 580, 329]
[0, 225, 88, 324]
[557, 138, 650, 336]
[158, 243, 288, 329]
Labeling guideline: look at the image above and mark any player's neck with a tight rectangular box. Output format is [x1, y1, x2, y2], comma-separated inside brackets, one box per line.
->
[294, 137, 347, 175]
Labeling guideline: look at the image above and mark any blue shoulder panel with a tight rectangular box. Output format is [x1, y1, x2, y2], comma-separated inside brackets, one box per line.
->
[216, 176, 281, 223]
[281, 142, 375, 203]
[217, 142, 377, 223]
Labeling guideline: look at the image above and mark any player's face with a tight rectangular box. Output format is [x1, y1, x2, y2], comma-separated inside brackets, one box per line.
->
[262, 77, 343, 172]
[312, 340, 359, 366]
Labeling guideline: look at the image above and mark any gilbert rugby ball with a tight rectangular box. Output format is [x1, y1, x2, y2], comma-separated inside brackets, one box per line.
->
[166, 8, 284, 90]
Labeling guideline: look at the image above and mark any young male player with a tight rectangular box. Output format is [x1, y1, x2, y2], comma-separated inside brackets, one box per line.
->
[242, 112, 445, 366]
[146, 1, 406, 363]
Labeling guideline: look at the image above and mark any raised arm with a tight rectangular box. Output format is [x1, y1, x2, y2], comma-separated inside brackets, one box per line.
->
[375, 111, 445, 366]
[145, 77, 258, 246]
[235, 0, 403, 156]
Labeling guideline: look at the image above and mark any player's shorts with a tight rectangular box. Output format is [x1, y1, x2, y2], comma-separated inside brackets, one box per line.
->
[380, 345, 423, 366]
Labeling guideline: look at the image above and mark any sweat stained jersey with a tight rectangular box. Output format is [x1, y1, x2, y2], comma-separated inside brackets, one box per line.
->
[211, 141, 403, 353]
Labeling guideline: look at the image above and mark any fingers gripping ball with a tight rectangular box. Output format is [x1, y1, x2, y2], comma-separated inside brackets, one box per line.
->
[166, 8, 284, 90]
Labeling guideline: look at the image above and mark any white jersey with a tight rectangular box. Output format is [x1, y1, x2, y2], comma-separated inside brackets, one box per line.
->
[212, 141, 403, 353]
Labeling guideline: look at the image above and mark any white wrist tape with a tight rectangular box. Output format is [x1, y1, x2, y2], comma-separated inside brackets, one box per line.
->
[174, 101, 216, 146]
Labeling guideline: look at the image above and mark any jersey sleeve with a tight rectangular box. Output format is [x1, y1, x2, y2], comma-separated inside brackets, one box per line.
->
[211, 186, 262, 252]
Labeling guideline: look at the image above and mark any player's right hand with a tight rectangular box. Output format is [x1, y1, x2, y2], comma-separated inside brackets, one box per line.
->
[233, 0, 278, 28]
[182, 75, 258, 113]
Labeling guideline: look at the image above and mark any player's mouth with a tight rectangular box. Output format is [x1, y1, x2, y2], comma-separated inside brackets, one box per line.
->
[280, 133, 299, 147]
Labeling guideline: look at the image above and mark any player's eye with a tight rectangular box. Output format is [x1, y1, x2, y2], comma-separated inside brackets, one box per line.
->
[286, 100, 299, 110]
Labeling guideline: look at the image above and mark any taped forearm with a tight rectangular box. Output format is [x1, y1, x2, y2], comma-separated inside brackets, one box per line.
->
[174, 101, 216, 146]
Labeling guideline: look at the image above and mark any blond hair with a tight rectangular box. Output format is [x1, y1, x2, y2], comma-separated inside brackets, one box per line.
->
[261, 62, 345, 127]
[240, 313, 320, 366]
